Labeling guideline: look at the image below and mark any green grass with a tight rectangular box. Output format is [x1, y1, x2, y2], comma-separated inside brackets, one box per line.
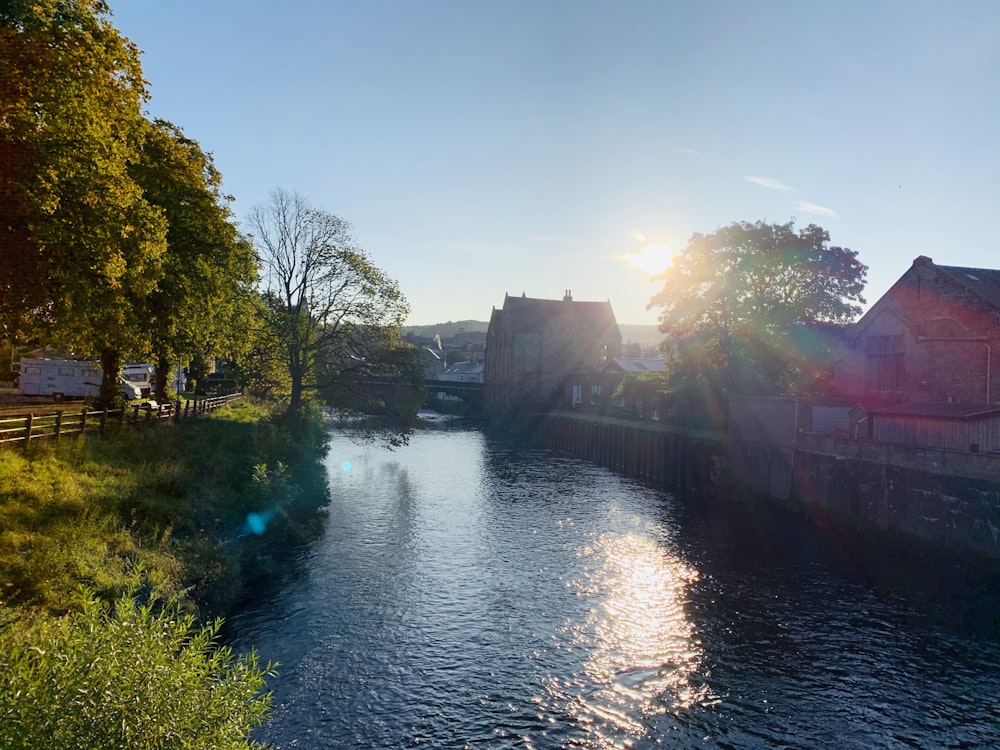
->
[0, 399, 329, 748]
[0, 399, 329, 616]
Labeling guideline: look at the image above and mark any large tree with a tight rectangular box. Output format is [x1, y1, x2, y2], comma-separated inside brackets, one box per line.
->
[648, 220, 867, 406]
[0, 0, 166, 403]
[248, 189, 411, 418]
[130, 119, 258, 401]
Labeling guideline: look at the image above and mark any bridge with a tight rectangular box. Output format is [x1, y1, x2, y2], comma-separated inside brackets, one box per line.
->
[362, 378, 483, 408]
[424, 379, 483, 407]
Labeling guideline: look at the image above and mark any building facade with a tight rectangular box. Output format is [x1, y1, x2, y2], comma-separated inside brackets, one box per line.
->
[483, 291, 621, 417]
[834, 256, 1000, 408]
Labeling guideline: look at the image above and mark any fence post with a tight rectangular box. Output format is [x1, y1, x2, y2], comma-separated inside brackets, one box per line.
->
[119, 406, 126, 426]
[80, 408, 88, 433]
[100, 408, 108, 436]
[22, 414, 32, 452]
[175, 399, 181, 423]
[54, 411, 62, 441]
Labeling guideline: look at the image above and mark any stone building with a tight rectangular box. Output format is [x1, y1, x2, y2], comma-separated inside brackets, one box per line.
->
[483, 291, 620, 417]
[834, 256, 1000, 408]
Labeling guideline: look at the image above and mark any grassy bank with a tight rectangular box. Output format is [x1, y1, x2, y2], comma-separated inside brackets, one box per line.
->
[0, 399, 329, 616]
[0, 401, 330, 748]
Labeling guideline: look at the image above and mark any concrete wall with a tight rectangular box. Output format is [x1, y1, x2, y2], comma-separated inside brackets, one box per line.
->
[723, 429, 1000, 558]
[528, 409, 1000, 559]
[793, 446, 1000, 558]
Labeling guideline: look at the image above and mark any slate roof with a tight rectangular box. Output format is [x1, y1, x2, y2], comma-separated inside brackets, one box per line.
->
[606, 357, 667, 373]
[443, 361, 484, 376]
[491, 293, 619, 339]
[936, 264, 1000, 310]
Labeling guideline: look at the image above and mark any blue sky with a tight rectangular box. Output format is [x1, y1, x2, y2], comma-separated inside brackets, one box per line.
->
[111, 1, 1000, 328]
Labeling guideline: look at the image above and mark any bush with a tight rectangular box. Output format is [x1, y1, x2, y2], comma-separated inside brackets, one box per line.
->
[0, 592, 275, 750]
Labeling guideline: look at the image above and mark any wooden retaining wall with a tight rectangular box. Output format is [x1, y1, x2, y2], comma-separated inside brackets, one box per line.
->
[525, 413, 724, 492]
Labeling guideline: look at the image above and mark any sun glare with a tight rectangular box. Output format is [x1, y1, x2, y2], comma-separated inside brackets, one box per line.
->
[624, 242, 674, 277]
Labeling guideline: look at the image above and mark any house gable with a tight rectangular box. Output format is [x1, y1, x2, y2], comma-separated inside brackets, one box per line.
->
[835, 256, 1000, 406]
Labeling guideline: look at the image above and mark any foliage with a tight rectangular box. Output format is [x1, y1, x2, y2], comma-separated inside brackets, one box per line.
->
[322, 343, 426, 447]
[237, 294, 293, 400]
[0, 0, 167, 403]
[648, 220, 867, 404]
[248, 189, 411, 418]
[0, 592, 274, 750]
[129, 119, 258, 401]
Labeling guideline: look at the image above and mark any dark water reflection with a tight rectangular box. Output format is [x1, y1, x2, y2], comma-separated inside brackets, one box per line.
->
[230, 421, 1000, 749]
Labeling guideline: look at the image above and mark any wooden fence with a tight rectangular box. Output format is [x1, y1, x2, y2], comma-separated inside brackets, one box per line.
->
[0, 392, 242, 449]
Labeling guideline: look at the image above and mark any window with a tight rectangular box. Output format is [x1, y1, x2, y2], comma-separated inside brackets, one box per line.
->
[865, 334, 904, 393]
[590, 384, 602, 405]
[58, 367, 75, 376]
[572, 384, 582, 404]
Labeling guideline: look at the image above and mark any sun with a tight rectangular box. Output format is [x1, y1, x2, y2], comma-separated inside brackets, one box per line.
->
[624, 241, 674, 277]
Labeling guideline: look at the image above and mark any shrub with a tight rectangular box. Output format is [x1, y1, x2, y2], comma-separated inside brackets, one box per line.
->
[0, 593, 275, 750]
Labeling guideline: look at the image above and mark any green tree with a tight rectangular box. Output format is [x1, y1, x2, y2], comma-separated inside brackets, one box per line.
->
[130, 119, 258, 401]
[0, 593, 274, 749]
[248, 189, 411, 418]
[648, 220, 867, 409]
[0, 0, 167, 404]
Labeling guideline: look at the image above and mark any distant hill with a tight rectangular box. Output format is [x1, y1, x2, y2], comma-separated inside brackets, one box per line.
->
[404, 320, 662, 348]
[403, 320, 489, 337]
[619, 324, 663, 349]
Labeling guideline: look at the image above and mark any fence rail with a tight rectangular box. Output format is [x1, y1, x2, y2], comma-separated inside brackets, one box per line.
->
[0, 392, 242, 449]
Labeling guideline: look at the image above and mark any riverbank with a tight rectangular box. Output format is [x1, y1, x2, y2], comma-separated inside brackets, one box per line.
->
[0, 400, 332, 747]
[0, 400, 331, 617]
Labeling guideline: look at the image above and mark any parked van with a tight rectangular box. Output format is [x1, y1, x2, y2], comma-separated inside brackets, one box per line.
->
[19, 357, 141, 401]
[123, 363, 155, 397]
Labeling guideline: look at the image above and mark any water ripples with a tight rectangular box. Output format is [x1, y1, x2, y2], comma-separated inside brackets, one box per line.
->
[230, 426, 1000, 749]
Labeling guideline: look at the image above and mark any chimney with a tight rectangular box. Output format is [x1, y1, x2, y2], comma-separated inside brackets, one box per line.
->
[563, 289, 573, 302]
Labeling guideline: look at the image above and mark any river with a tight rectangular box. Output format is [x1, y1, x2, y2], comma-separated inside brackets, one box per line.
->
[229, 418, 1000, 749]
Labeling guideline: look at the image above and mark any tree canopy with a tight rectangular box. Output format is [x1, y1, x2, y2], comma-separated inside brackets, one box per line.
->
[648, 220, 867, 404]
[130, 119, 257, 400]
[0, 0, 167, 402]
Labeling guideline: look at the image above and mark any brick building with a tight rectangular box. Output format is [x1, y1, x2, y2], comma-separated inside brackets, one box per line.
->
[483, 291, 620, 417]
[834, 256, 1000, 408]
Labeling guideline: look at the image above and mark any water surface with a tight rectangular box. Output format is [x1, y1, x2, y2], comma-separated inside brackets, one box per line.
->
[230, 422, 1000, 748]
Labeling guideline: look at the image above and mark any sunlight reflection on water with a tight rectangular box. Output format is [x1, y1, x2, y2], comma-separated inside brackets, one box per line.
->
[542, 524, 711, 747]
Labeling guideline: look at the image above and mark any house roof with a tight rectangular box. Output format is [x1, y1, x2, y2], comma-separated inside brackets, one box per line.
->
[443, 361, 484, 375]
[852, 256, 1000, 337]
[491, 293, 620, 339]
[936, 263, 1000, 310]
[606, 357, 667, 373]
[871, 402, 1000, 420]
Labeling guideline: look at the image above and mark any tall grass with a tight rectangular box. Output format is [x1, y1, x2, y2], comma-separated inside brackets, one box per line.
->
[0, 400, 330, 747]
[0, 399, 329, 615]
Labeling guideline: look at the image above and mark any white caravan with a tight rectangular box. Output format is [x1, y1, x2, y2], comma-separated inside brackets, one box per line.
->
[123, 363, 155, 397]
[123, 363, 187, 396]
[18, 357, 141, 401]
